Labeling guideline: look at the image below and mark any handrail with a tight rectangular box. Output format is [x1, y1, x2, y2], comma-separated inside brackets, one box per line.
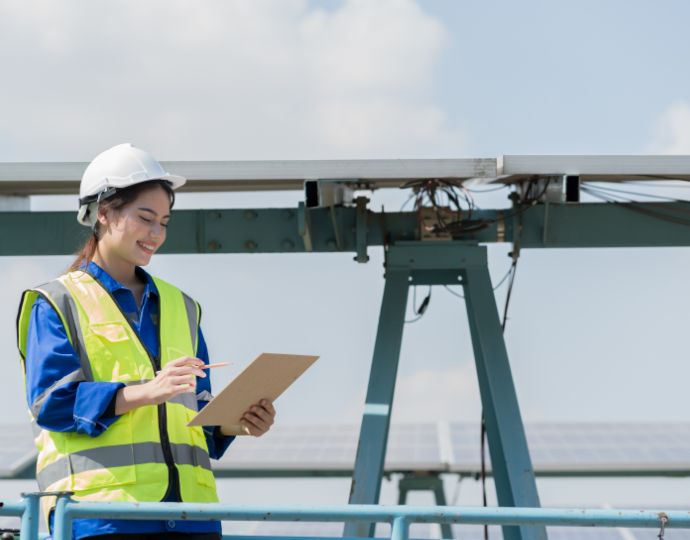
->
[1, 493, 688, 540]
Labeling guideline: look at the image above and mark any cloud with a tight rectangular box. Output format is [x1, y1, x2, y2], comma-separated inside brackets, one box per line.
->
[0, 0, 464, 161]
[391, 366, 482, 423]
[649, 101, 690, 154]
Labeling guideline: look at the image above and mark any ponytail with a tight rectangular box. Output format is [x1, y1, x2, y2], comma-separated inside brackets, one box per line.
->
[68, 231, 99, 272]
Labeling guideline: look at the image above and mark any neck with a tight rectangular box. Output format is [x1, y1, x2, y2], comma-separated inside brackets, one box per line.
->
[91, 249, 139, 287]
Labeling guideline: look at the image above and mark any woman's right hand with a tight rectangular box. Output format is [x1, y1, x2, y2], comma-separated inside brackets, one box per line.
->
[115, 356, 206, 414]
[145, 356, 207, 405]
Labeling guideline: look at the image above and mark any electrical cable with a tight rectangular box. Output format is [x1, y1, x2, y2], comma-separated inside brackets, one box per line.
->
[400, 192, 415, 212]
[405, 285, 432, 324]
[582, 186, 690, 227]
[500, 258, 519, 333]
[620, 180, 690, 188]
[466, 184, 510, 193]
[584, 183, 690, 203]
[481, 415, 488, 540]
[443, 262, 516, 300]
[443, 285, 464, 299]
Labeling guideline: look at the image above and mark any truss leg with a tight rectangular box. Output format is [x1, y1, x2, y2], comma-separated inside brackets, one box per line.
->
[431, 479, 453, 539]
[344, 268, 410, 538]
[397, 473, 453, 539]
[397, 474, 408, 505]
[462, 263, 547, 540]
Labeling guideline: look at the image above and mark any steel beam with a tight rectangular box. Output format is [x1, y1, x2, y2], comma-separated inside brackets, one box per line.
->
[345, 268, 410, 537]
[2, 201, 690, 257]
[462, 256, 545, 540]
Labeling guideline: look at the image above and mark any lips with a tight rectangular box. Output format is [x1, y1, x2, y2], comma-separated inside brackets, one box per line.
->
[137, 241, 156, 255]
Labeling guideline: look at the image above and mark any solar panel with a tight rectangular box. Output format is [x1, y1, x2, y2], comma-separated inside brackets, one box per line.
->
[0, 159, 496, 195]
[3, 422, 689, 478]
[448, 423, 690, 476]
[4, 156, 690, 196]
[214, 423, 445, 474]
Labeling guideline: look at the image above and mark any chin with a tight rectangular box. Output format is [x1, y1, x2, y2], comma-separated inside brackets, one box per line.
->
[130, 253, 152, 267]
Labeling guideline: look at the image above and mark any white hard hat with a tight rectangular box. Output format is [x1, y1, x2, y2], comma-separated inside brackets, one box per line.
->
[77, 143, 186, 227]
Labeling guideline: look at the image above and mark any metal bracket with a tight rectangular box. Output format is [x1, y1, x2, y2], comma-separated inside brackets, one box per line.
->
[330, 205, 343, 251]
[298, 202, 313, 252]
[354, 196, 369, 263]
[305, 179, 355, 208]
[419, 207, 454, 241]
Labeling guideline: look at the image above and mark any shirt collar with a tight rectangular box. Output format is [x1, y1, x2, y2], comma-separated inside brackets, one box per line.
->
[83, 261, 159, 298]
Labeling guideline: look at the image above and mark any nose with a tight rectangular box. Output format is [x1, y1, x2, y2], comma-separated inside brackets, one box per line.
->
[149, 221, 165, 240]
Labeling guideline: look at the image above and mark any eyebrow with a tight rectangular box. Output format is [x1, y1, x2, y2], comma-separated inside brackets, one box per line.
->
[138, 207, 170, 219]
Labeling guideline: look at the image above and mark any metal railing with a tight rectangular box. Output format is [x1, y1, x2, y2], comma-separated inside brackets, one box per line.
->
[0, 492, 688, 540]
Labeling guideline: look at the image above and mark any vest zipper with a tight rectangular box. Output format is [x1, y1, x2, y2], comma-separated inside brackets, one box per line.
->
[86, 271, 180, 501]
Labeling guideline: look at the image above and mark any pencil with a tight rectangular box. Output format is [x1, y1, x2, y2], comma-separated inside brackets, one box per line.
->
[155, 362, 230, 375]
[202, 362, 230, 369]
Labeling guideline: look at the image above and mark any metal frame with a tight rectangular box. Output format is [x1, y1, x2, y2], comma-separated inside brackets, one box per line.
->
[3, 155, 690, 195]
[4, 156, 690, 540]
[345, 244, 544, 540]
[3, 201, 690, 256]
[0, 493, 686, 540]
[397, 474, 452, 539]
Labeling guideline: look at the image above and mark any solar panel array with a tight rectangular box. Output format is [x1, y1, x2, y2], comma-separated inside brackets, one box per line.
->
[216, 422, 690, 477]
[213, 423, 445, 473]
[449, 422, 690, 475]
[2, 422, 687, 539]
[2, 422, 689, 478]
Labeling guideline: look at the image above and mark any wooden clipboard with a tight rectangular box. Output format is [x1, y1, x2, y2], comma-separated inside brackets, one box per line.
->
[187, 352, 319, 435]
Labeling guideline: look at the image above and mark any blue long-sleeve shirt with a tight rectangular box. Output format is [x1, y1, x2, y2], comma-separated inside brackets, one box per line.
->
[25, 262, 233, 539]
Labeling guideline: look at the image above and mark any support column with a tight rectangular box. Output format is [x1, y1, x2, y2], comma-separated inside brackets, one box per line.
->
[462, 263, 546, 540]
[344, 268, 410, 537]
[398, 474, 453, 539]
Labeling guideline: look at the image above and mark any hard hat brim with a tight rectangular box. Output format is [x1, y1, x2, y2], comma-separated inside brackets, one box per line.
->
[77, 173, 186, 227]
[102, 172, 186, 191]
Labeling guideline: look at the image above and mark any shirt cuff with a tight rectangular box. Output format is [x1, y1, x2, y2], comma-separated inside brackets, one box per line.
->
[74, 382, 126, 437]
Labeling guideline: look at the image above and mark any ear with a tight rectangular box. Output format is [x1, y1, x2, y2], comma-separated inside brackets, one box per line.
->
[96, 206, 110, 228]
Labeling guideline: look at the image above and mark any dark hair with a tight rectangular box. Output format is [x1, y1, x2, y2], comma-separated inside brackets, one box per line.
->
[68, 180, 175, 272]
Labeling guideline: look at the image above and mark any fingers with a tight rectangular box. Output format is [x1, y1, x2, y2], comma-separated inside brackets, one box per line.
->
[169, 356, 203, 367]
[261, 399, 276, 416]
[240, 416, 267, 437]
[241, 399, 276, 437]
[166, 357, 206, 376]
[159, 363, 206, 379]
[167, 374, 197, 387]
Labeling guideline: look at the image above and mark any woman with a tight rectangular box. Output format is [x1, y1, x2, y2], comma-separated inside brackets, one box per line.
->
[16, 143, 276, 539]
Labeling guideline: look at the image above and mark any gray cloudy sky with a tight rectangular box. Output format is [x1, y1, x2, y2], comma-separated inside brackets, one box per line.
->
[1, 0, 690, 520]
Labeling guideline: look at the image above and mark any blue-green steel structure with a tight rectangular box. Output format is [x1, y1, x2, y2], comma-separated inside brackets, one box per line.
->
[3, 156, 690, 540]
[1, 493, 688, 540]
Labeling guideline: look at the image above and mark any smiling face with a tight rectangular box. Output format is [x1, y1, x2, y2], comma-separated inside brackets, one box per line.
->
[96, 184, 171, 268]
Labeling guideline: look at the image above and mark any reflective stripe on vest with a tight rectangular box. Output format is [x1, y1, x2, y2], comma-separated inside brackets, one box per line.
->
[16, 270, 218, 510]
[37, 441, 212, 489]
[17, 279, 93, 380]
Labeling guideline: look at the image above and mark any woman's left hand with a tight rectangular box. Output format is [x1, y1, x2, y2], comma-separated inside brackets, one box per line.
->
[240, 399, 276, 437]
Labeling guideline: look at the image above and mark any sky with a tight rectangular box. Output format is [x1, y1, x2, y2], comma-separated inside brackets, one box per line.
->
[1, 0, 690, 532]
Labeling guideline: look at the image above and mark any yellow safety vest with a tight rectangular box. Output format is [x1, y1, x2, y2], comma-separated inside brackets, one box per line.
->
[16, 270, 218, 520]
